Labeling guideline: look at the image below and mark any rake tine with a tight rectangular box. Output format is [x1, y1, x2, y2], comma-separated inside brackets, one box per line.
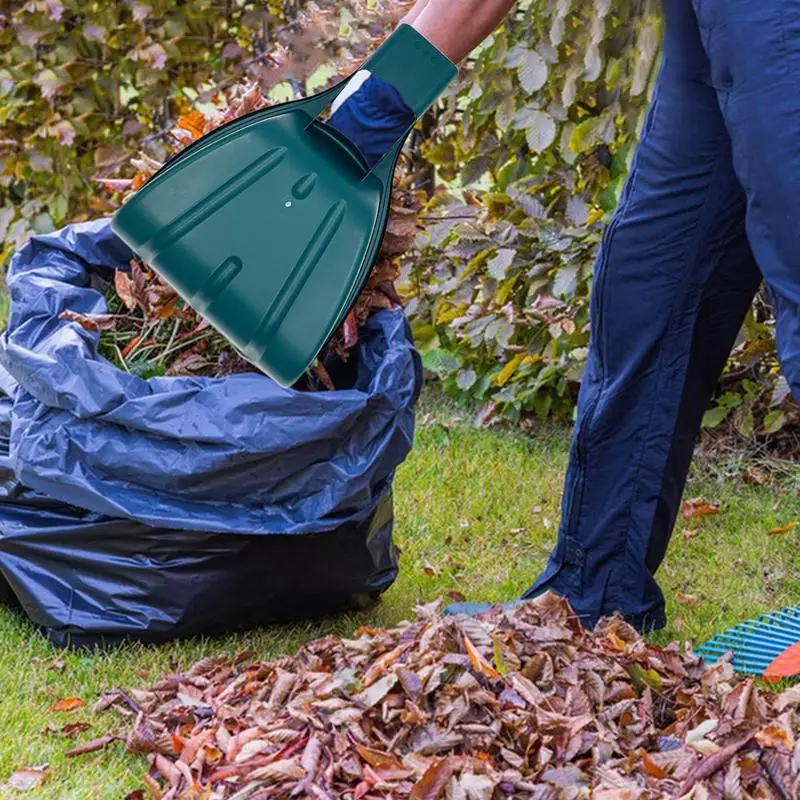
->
[710, 631, 786, 649]
[694, 604, 800, 677]
[765, 609, 800, 631]
[698, 647, 776, 664]
[733, 622, 800, 647]
[707, 640, 783, 657]
[752, 616, 800, 635]
[695, 650, 773, 673]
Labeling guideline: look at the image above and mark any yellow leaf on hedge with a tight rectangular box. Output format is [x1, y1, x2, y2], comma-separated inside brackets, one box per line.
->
[465, 249, 491, 278]
[586, 208, 605, 226]
[496, 275, 518, 305]
[494, 353, 525, 387]
[436, 303, 467, 325]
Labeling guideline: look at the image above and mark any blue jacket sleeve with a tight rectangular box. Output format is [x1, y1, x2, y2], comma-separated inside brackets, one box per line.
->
[328, 75, 417, 168]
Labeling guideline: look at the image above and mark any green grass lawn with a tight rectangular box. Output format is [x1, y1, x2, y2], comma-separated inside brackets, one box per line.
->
[1, 391, 799, 797]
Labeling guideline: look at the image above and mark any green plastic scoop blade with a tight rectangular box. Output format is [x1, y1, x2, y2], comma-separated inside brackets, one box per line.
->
[111, 25, 457, 387]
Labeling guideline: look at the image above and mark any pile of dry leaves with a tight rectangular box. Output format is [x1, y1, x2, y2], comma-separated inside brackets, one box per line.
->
[86, 595, 799, 799]
[75, 82, 420, 389]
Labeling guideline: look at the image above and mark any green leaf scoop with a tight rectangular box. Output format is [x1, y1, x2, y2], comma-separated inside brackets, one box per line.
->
[111, 25, 457, 387]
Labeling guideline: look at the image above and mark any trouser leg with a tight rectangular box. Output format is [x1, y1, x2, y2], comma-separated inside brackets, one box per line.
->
[694, 0, 800, 399]
[526, 0, 762, 630]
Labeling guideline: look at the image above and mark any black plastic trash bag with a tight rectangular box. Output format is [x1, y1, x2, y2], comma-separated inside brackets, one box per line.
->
[0, 219, 421, 647]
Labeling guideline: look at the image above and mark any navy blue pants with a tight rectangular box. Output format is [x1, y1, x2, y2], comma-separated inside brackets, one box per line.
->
[528, 0, 800, 630]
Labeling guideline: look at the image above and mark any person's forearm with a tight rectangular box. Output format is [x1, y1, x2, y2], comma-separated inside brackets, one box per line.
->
[402, 0, 516, 63]
[329, 0, 515, 165]
[400, 0, 431, 26]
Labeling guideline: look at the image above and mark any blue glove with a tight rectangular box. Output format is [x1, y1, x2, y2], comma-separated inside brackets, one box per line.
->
[328, 73, 417, 168]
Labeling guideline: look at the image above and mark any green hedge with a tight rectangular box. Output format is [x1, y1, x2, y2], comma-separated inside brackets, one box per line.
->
[2, 0, 791, 442]
[402, 0, 790, 442]
[403, 0, 662, 421]
[0, 0, 394, 262]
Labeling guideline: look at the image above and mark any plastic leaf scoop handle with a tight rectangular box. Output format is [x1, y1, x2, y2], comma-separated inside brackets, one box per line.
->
[111, 25, 457, 387]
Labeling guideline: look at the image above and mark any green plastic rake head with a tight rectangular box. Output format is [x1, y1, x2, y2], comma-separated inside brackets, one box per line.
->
[694, 604, 800, 679]
[111, 25, 457, 386]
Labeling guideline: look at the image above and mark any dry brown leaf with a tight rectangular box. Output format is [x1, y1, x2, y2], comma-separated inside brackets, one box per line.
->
[681, 498, 720, 519]
[93, 177, 133, 193]
[176, 110, 207, 140]
[115, 270, 139, 312]
[755, 721, 794, 752]
[342, 310, 359, 350]
[248, 757, 305, 782]
[153, 753, 181, 789]
[234, 739, 271, 763]
[311, 361, 335, 391]
[679, 736, 755, 794]
[355, 673, 397, 709]
[677, 592, 699, 607]
[362, 642, 412, 687]
[775, 684, 800, 712]
[723, 757, 742, 800]
[88, 195, 117, 213]
[50, 697, 85, 713]
[458, 773, 495, 799]
[410, 757, 458, 800]
[47, 721, 92, 738]
[91, 590, 800, 800]
[463, 634, 501, 680]
[641, 751, 668, 779]
[59, 310, 117, 332]
[65, 735, 118, 758]
[165, 351, 207, 376]
[5, 766, 50, 791]
[356, 745, 414, 781]
[767, 521, 799, 537]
